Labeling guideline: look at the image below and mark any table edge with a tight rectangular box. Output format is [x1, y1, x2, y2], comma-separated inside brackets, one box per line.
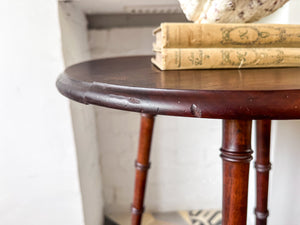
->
[56, 72, 300, 120]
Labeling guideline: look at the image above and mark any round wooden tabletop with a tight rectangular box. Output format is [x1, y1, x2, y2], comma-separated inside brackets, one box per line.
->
[57, 56, 300, 119]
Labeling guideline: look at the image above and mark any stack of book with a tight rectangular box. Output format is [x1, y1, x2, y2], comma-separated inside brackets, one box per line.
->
[151, 23, 300, 70]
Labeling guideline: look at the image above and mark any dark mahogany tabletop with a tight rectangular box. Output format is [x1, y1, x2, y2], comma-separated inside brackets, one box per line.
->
[56, 55, 300, 119]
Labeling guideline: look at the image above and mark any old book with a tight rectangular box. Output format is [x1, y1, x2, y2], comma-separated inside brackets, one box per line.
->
[154, 23, 300, 49]
[151, 48, 300, 70]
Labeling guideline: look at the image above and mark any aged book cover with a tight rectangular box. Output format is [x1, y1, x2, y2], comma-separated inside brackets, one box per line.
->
[153, 23, 300, 49]
[151, 48, 300, 70]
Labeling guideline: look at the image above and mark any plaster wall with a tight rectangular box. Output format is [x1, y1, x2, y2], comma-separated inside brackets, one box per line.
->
[0, 1, 84, 225]
[74, 0, 179, 14]
[58, 3, 104, 225]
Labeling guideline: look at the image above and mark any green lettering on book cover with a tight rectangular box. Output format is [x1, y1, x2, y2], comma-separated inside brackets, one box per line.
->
[221, 26, 285, 46]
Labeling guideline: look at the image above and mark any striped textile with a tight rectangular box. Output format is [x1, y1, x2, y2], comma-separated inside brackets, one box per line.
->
[106, 209, 222, 225]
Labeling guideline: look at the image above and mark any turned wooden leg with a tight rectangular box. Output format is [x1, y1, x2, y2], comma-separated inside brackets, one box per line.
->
[220, 120, 253, 225]
[131, 114, 155, 225]
[255, 120, 272, 225]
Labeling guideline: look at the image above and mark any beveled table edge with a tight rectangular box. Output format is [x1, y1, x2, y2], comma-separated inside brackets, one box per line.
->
[57, 71, 300, 120]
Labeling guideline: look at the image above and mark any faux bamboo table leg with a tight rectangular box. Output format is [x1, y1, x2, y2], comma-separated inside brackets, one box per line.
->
[220, 120, 253, 225]
[131, 114, 155, 225]
[255, 120, 272, 225]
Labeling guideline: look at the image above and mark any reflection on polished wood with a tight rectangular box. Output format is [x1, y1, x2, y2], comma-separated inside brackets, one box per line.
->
[58, 56, 300, 120]
[65, 56, 300, 91]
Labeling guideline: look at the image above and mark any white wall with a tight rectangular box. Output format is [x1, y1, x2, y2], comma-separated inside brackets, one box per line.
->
[75, 0, 179, 14]
[0, 1, 84, 225]
[58, 3, 104, 225]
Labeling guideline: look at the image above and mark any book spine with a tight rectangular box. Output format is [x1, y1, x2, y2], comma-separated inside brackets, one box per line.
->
[161, 48, 300, 70]
[161, 23, 300, 48]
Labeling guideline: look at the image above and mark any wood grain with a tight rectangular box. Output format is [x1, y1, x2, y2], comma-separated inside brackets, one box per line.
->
[220, 120, 253, 225]
[57, 56, 300, 119]
[255, 120, 272, 225]
[131, 114, 155, 225]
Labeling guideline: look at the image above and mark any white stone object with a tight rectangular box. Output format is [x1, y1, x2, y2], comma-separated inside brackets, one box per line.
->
[178, 0, 289, 23]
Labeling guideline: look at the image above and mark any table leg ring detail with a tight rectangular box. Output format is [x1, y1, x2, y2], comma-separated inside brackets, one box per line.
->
[255, 162, 272, 172]
[135, 160, 151, 171]
[131, 205, 145, 215]
[220, 148, 253, 163]
[255, 209, 269, 220]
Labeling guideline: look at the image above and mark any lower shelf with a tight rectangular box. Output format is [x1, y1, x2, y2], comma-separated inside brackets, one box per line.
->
[105, 209, 221, 225]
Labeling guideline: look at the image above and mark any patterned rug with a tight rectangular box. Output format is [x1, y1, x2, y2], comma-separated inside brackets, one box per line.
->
[105, 210, 222, 225]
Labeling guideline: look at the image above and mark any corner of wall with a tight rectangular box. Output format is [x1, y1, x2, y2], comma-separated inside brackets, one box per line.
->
[58, 2, 104, 225]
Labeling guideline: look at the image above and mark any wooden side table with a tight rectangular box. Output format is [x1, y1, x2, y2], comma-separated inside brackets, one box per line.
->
[56, 56, 300, 225]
